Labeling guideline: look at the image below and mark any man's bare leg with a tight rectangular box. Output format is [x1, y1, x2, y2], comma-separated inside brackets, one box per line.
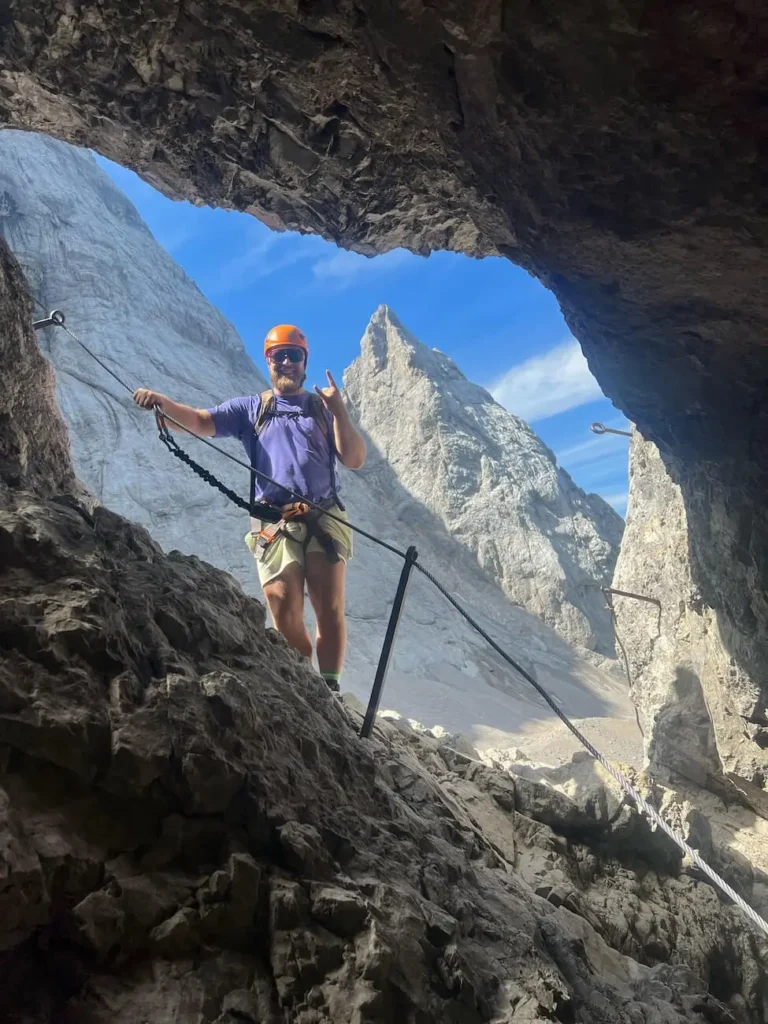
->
[305, 553, 347, 680]
[262, 562, 313, 660]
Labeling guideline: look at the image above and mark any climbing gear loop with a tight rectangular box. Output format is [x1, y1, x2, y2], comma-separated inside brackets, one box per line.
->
[252, 498, 341, 565]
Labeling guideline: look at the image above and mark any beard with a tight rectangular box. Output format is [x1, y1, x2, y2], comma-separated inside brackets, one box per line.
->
[270, 366, 306, 394]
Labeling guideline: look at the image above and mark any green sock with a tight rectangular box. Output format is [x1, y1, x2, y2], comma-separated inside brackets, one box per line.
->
[321, 671, 341, 690]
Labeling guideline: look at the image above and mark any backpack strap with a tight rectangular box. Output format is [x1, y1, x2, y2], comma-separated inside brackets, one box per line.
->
[250, 391, 272, 515]
[306, 393, 329, 437]
[254, 389, 275, 435]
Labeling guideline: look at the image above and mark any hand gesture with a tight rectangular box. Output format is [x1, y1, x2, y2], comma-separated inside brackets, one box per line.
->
[314, 371, 345, 417]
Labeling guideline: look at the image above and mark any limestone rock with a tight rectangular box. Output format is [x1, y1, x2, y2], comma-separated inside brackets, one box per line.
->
[1, 241, 764, 1021]
[345, 305, 623, 653]
[612, 432, 767, 792]
[309, 884, 369, 937]
[0, 198, 75, 499]
[0, 128, 639, 763]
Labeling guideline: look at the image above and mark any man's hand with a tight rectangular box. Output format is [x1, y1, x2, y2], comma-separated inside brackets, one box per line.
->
[316, 370, 367, 470]
[131, 390, 216, 437]
[133, 388, 167, 411]
[313, 371, 346, 418]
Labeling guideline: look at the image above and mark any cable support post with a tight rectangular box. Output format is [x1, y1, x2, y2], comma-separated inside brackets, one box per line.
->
[360, 545, 418, 739]
[601, 586, 660, 608]
[590, 421, 632, 437]
[32, 309, 66, 331]
[602, 586, 662, 638]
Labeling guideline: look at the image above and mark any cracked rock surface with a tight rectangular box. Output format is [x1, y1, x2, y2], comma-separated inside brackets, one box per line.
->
[1, 237, 766, 1022]
[613, 431, 768, 798]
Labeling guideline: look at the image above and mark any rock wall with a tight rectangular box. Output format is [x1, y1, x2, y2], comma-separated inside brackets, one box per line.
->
[3, 0, 768, 795]
[0, 129, 270, 575]
[0, 235, 765, 1023]
[612, 432, 767, 794]
[0, 226, 74, 498]
[0, 129, 635, 762]
[345, 305, 622, 654]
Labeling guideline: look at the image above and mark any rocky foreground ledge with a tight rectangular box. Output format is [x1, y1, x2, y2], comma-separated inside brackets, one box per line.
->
[0, 239, 766, 1021]
[0, 486, 764, 1022]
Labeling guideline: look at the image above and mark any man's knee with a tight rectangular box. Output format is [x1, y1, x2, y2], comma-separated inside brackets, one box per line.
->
[315, 603, 346, 638]
[309, 561, 348, 614]
[269, 599, 303, 634]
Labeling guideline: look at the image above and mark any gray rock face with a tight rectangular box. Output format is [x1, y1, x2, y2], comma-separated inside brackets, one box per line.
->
[3, 475, 763, 1022]
[0, 129, 269, 578]
[0, 129, 639, 762]
[345, 306, 623, 654]
[612, 431, 767, 792]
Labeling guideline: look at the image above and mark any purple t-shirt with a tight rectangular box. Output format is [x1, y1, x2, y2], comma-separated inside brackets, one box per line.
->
[206, 392, 340, 507]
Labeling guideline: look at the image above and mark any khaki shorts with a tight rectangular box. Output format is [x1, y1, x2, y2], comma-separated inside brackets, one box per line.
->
[245, 505, 353, 588]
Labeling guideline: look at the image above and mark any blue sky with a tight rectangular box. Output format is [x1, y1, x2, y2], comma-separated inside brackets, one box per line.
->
[97, 156, 631, 515]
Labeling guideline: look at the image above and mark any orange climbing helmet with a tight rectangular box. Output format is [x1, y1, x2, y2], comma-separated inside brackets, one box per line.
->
[264, 324, 308, 357]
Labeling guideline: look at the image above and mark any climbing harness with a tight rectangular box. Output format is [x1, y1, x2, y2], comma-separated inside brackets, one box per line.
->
[34, 305, 768, 942]
[251, 499, 341, 565]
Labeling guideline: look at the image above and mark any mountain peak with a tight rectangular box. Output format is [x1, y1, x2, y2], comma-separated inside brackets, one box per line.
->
[358, 304, 464, 387]
[345, 308, 624, 654]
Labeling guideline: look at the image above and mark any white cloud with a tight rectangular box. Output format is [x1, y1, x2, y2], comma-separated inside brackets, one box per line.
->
[207, 231, 322, 295]
[312, 247, 412, 289]
[491, 338, 606, 422]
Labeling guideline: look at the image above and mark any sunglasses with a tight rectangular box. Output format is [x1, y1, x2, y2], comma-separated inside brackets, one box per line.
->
[268, 348, 305, 364]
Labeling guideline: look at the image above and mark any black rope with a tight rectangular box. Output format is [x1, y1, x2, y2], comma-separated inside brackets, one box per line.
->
[158, 430, 252, 516]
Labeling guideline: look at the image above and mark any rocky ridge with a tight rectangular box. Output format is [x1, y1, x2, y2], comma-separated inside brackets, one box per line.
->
[345, 305, 623, 654]
[0, 129, 634, 760]
[1, 234, 766, 1022]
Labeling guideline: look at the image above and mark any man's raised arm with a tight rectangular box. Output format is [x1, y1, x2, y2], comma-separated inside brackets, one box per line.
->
[133, 389, 215, 437]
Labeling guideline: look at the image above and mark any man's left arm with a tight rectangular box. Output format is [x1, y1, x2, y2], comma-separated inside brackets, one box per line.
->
[315, 371, 367, 470]
[332, 403, 367, 470]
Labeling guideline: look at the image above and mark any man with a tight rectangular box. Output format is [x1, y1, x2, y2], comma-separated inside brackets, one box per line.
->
[133, 324, 366, 690]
